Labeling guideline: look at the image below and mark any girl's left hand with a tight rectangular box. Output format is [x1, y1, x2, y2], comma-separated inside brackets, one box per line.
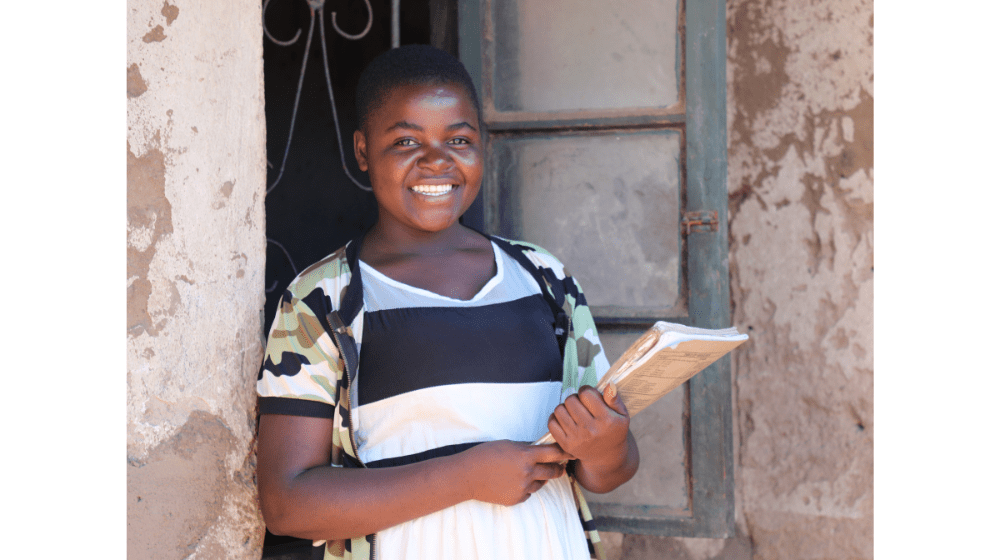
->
[547, 384, 630, 470]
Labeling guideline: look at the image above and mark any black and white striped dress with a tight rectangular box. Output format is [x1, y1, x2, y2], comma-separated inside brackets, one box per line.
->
[355, 241, 590, 559]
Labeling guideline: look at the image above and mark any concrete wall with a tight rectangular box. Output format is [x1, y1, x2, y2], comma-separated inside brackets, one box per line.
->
[602, 1, 873, 558]
[727, 0, 873, 557]
[127, 0, 267, 557]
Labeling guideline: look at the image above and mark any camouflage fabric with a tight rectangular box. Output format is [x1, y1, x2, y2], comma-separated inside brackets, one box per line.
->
[258, 237, 609, 560]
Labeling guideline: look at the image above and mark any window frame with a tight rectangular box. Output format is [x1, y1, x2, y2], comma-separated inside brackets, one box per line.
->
[458, 0, 734, 537]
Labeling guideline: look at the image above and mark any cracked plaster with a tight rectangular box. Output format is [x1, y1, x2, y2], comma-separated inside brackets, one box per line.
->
[126, 0, 267, 557]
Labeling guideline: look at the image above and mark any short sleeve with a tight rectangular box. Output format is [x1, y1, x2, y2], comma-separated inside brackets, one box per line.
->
[566, 275, 611, 390]
[257, 289, 343, 418]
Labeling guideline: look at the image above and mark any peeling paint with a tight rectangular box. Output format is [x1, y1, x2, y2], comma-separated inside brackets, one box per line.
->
[127, 0, 267, 554]
[143, 24, 166, 42]
[127, 410, 262, 558]
[127, 63, 148, 98]
[727, 0, 873, 558]
[161, 0, 179, 25]
[127, 138, 173, 338]
[212, 180, 236, 209]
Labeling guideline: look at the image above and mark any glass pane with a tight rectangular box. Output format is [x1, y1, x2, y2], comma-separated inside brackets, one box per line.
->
[488, 131, 682, 313]
[490, 0, 680, 113]
[583, 326, 688, 511]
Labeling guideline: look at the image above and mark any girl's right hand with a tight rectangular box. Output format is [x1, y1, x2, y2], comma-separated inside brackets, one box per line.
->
[459, 441, 574, 506]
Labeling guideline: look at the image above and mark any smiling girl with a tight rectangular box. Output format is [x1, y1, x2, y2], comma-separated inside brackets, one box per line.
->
[256, 45, 638, 560]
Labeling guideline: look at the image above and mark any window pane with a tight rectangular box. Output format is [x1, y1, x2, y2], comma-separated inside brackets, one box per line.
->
[490, 0, 680, 113]
[487, 130, 682, 314]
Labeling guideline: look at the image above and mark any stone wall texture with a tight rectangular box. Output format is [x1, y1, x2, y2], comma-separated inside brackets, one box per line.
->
[126, 0, 267, 558]
[603, 1, 873, 558]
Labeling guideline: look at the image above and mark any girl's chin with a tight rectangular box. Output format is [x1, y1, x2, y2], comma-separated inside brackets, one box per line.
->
[377, 212, 465, 236]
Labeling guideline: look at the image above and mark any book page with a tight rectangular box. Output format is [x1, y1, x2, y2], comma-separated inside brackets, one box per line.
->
[534, 323, 747, 445]
[611, 338, 745, 416]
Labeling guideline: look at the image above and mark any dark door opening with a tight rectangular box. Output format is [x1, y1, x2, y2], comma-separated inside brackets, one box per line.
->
[260, 0, 456, 556]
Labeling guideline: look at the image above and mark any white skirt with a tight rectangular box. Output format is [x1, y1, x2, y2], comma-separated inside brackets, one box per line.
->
[375, 474, 590, 560]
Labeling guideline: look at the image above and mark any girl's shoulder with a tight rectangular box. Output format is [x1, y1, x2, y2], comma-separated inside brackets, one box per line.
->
[491, 236, 572, 281]
[281, 243, 353, 310]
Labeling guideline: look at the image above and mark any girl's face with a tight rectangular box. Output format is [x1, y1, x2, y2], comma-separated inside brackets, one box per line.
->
[354, 82, 483, 237]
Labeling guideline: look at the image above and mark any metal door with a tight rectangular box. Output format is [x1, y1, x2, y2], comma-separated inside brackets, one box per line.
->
[459, 0, 732, 537]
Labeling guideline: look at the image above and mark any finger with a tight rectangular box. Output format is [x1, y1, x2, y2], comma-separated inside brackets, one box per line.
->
[563, 393, 597, 425]
[553, 404, 580, 435]
[533, 443, 574, 464]
[547, 416, 571, 449]
[577, 386, 611, 416]
[602, 382, 629, 417]
[531, 460, 566, 481]
[517, 480, 547, 504]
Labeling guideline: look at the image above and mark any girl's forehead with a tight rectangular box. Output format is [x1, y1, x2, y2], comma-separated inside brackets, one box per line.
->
[382, 82, 477, 115]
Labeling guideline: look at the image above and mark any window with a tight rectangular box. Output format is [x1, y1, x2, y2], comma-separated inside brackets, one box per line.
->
[459, 0, 734, 536]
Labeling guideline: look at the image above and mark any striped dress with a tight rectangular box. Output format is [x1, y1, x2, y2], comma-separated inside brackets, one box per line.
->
[257, 236, 611, 560]
[355, 241, 590, 559]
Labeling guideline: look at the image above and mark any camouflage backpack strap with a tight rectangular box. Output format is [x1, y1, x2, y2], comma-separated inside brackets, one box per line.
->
[489, 236, 570, 358]
[322, 235, 375, 559]
[325, 234, 365, 468]
[325, 233, 364, 394]
[335, 234, 366, 327]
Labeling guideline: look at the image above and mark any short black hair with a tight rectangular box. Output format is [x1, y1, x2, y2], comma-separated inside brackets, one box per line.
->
[355, 44, 483, 133]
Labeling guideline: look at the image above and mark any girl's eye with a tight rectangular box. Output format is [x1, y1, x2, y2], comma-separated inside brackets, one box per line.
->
[396, 138, 417, 147]
[448, 137, 471, 145]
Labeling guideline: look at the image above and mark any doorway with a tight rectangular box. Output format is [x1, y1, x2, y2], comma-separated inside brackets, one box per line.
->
[260, 0, 455, 555]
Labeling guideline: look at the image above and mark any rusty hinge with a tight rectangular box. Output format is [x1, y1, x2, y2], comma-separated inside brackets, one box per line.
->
[681, 210, 719, 234]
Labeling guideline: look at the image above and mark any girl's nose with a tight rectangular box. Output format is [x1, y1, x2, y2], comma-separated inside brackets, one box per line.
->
[417, 145, 453, 170]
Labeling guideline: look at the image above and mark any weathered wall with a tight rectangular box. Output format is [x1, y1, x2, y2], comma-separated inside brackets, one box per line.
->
[602, 1, 873, 558]
[127, 0, 267, 557]
[727, 0, 873, 557]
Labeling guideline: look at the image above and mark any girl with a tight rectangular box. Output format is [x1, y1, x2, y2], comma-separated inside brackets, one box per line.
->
[257, 45, 639, 560]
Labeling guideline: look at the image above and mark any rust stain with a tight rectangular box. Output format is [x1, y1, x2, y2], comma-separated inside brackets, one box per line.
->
[161, 0, 179, 25]
[127, 64, 147, 98]
[143, 25, 166, 43]
[127, 138, 173, 337]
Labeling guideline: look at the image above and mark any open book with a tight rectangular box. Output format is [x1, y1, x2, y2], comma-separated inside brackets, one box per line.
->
[534, 321, 748, 445]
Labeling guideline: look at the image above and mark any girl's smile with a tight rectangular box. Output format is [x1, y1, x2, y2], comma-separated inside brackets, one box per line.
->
[353, 82, 483, 237]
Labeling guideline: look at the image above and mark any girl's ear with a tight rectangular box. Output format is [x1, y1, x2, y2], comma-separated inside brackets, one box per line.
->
[353, 130, 368, 172]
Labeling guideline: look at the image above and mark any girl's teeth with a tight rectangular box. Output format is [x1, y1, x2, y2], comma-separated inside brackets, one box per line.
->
[411, 184, 456, 196]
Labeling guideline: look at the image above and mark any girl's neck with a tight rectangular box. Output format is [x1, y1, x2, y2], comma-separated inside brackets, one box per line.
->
[362, 220, 486, 263]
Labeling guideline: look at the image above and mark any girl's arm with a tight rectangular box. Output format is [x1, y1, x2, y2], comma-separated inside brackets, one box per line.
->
[258, 414, 574, 541]
[547, 385, 640, 494]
